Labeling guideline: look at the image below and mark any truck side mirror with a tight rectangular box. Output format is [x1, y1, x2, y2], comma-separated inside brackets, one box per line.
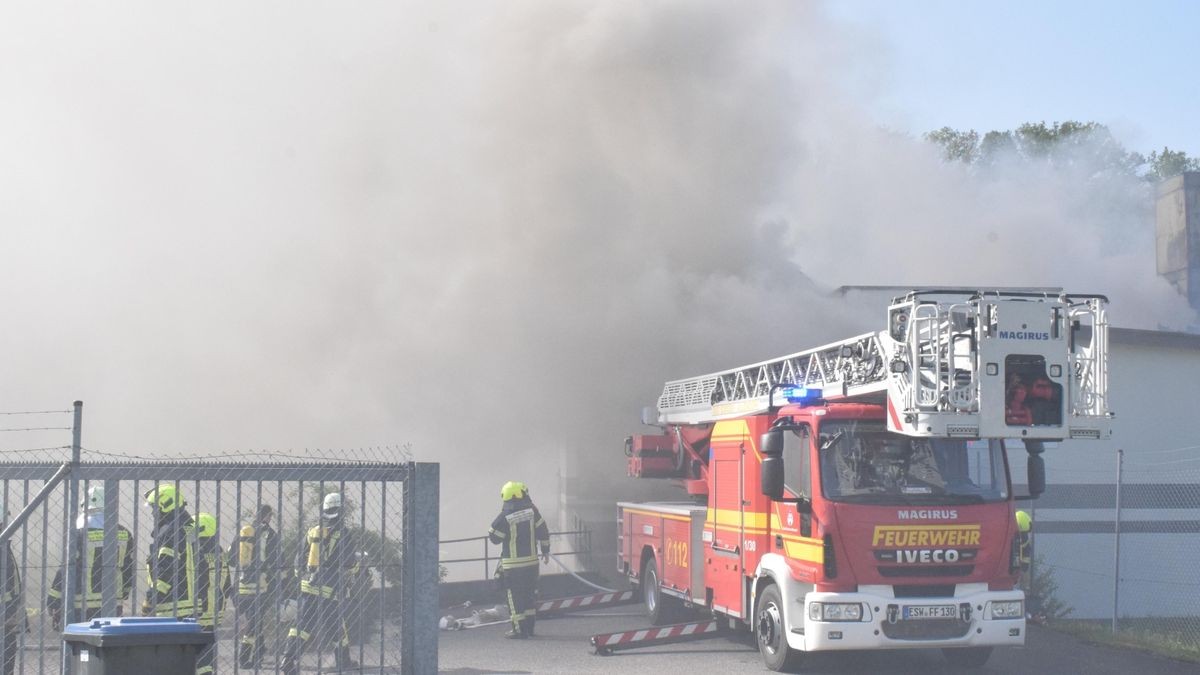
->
[1025, 440, 1045, 499]
[761, 430, 784, 500]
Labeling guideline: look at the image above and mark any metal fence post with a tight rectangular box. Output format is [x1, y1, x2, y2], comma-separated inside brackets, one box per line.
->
[61, 400, 82, 675]
[402, 462, 439, 675]
[100, 478, 119, 618]
[1112, 447, 1123, 635]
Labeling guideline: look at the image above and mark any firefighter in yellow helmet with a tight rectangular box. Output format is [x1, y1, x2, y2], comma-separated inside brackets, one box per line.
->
[228, 504, 282, 668]
[195, 512, 230, 675]
[47, 486, 134, 624]
[488, 481, 550, 638]
[281, 492, 359, 675]
[140, 484, 198, 619]
[1015, 509, 1032, 578]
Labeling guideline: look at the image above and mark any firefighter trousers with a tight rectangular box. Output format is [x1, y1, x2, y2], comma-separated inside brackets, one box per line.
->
[235, 593, 269, 667]
[502, 566, 538, 636]
[281, 593, 355, 673]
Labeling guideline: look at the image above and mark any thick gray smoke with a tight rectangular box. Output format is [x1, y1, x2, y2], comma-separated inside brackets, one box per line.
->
[0, 2, 1191, 544]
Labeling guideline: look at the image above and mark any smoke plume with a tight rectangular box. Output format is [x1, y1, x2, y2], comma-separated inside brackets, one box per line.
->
[0, 2, 1191, 546]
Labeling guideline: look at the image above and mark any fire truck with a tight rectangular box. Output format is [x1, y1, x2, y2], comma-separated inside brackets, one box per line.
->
[617, 290, 1111, 670]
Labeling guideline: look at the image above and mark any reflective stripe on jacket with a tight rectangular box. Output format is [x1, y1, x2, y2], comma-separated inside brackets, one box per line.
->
[144, 511, 197, 616]
[230, 522, 281, 596]
[297, 523, 357, 598]
[48, 526, 134, 610]
[488, 499, 550, 570]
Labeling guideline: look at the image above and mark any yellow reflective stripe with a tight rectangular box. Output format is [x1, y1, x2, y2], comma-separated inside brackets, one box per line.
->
[299, 580, 335, 598]
[47, 589, 62, 599]
[706, 508, 768, 529]
[488, 528, 507, 539]
[153, 601, 194, 616]
[156, 580, 172, 593]
[783, 539, 824, 563]
[501, 557, 539, 569]
[159, 546, 177, 558]
[185, 539, 196, 605]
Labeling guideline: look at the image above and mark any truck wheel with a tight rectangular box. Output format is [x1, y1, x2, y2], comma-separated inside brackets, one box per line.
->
[641, 562, 669, 625]
[942, 646, 993, 668]
[756, 584, 802, 672]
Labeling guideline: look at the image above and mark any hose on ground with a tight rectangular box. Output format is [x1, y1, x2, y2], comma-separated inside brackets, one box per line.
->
[547, 551, 617, 593]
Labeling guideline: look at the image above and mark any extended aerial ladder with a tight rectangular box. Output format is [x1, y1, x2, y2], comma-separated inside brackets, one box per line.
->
[655, 290, 1111, 441]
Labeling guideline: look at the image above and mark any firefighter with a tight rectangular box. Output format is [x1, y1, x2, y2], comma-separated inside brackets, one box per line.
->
[488, 481, 549, 639]
[281, 492, 359, 675]
[229, 504, 281, 668]
[140, 484, 198, 619]
[47, 486, 135, 624]
[1, 505, 27, 675]
[196, 512, 231, 675]
[1015, 509, 1032, 579]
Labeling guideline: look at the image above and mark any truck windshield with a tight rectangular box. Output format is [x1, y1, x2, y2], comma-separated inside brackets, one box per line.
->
[817, 421, 1008, 504]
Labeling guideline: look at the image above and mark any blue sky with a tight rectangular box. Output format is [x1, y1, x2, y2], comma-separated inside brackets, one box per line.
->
[828, 0, 1199, 156]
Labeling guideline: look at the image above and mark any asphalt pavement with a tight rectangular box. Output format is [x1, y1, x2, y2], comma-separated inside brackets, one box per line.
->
[438, 607, 1198, 675]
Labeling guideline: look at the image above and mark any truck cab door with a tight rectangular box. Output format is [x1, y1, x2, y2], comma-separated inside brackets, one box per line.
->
[706, 423, 745, 618]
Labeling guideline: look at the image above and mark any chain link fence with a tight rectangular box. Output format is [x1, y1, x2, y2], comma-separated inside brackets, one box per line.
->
[1019, 444, 1200, 659]
[0, 403, 438, 675]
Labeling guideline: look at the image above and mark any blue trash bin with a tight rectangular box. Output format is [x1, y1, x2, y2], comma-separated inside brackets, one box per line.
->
[63, 617, 213, 675]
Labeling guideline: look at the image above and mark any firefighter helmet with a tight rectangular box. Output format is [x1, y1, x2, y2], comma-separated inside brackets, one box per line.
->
[197, 512, 217, 539]
[84, 486, 105, 513]
[500, 481, 527, 501]
[322, 492, 342, 520]
[1015, 510, 1032, 533]
[144, 484, 185, 514]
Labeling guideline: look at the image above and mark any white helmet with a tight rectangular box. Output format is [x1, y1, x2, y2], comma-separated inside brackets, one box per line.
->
[84, 486, 105, 513]
[322, 493, 342, 520]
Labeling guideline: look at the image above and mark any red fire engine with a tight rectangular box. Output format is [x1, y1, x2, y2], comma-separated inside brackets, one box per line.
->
[617, 290, 1111, 670]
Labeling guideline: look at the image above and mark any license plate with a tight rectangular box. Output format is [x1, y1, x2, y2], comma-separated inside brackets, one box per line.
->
[903, 604, 958, 620]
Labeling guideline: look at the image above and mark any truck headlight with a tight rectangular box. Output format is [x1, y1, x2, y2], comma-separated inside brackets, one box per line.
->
[989, 600, 1023, 619]
[808, 602, 862, 622]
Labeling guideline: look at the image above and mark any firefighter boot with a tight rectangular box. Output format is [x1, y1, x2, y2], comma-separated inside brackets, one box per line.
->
[335, 646, 360, 671]
[238, 634, 255, 667]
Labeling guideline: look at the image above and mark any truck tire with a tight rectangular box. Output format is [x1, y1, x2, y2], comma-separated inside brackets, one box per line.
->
[641, 562, 670, 625]
[755, 584, 803, 672]
[942, 646, 993, 668]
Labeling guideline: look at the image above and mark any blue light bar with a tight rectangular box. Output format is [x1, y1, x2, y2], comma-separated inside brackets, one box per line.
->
[782, 386, 822, 404]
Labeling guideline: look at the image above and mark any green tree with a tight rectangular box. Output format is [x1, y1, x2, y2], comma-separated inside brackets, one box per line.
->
[925, 126, 980, 163]
[925, 120, 1195, 182]
[1146, 146, 1200, 181]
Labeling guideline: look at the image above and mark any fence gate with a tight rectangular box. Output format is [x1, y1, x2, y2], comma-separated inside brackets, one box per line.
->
[0, 447, 438, 675]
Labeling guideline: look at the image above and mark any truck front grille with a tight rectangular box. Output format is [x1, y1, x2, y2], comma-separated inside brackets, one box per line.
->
[881, 618, 972, 641]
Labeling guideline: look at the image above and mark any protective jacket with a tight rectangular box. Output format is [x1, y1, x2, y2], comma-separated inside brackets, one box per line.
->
[488, 496, 549, 571]
[48, 520, 134, 616]
[1, 541, 20, 621]
[298, 522, 358, 599]
[2, 540, 21, 675]
[196, 534, 231, 628]
[144, 509, 197, 617]
[231, 521, 281, 597]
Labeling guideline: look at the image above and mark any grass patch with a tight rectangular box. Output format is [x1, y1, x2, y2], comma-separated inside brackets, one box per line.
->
[1048, 617, 1200, 664]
